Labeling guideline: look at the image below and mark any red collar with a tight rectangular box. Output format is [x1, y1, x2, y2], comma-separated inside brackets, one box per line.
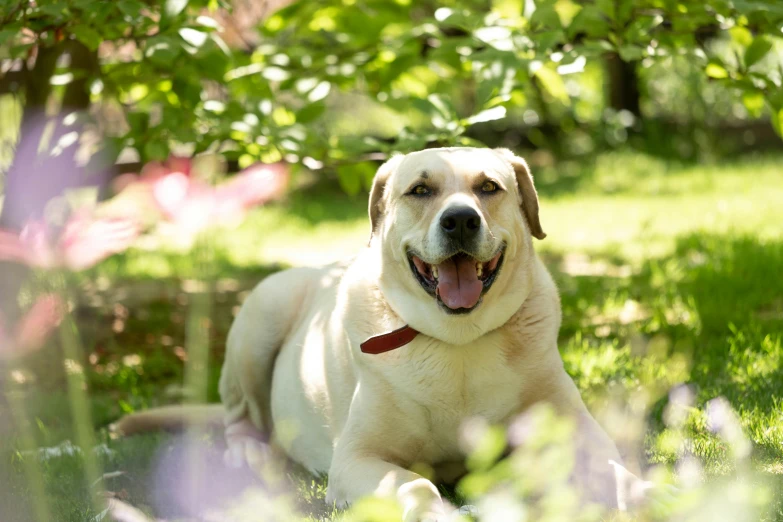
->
[360, 325, 419, 354]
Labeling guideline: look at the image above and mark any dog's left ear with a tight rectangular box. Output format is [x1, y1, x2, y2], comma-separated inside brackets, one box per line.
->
[494, 148, 546, 240]
[368, 155, 403, 239]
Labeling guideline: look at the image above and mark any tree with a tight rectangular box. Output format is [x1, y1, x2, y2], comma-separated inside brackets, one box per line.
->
[1, 0, 782, 207]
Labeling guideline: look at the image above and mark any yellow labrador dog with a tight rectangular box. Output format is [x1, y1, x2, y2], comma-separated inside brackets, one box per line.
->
[118, 147, 639, 520]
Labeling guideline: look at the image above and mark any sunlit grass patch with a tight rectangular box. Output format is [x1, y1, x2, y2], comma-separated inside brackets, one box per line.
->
[539, 154, 783, 262]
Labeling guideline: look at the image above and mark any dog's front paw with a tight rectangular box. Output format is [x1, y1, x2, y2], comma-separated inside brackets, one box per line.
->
[610, 460, 656, 510]
[223, 419, 269, 471]
[409, 509, 446, 522]
[454, 505, 478, 520]
[421, 504, 478, 522]
[223, 435, 270, 470]
[324, 488, 350, 510]
[397, 478, 448, 522]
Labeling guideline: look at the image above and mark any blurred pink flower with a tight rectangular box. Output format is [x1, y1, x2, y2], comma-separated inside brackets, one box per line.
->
[215, 161, 289, 212]
[0, 294, 64, 360]
[154, 162, 288, 227]
[116, 157, 288, 237]
[59, 212, 142, 270]
[112, 156, 193, 194]
[0, 212, 140, 271]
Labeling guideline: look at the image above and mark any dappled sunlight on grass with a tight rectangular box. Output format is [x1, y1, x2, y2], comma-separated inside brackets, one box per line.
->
[552, 232, 783, 507]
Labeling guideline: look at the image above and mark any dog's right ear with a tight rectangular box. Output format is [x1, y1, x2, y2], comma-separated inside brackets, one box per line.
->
[368, 155, 402, 240]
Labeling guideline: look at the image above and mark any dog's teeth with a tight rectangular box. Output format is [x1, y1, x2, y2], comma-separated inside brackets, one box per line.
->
[476, 263, 483, 278]
[431, 265, 438, 279]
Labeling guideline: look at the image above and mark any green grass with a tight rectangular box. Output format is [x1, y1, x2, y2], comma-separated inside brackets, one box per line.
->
[1, 151, 782, 521]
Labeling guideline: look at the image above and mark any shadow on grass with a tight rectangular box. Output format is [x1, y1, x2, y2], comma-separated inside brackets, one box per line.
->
[549, 233, 783, 467]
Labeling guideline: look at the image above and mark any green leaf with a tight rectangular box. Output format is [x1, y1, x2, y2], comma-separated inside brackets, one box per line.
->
[705, 63, 729, 79]
[70, 25, 101, 51]
[465, 106, 507, 124]
[411, 94, 460, 131]
[165, 0, 188, 17]
[554, 0, 582, 27]
[144, 141, 169, 161]
[771, 105, 783, 138]
[580, 39, 615, 55]
[196, 15, 222, 30]
[492, 0, 522, 18]
[530, 4, 561, 30]
[262, 66, 290, 82]
[474, 26, 512, 49]
[38, 3, 68, 17]
[145, 36, 182, 65]
[92, 2, 118, 29]
[567, 6, 609, 39]
[127, 111, 150, 133]
[360, 163, 378, 191]
[117, 0, 143, 18]
[744, 37, 773, 68]
[307, 81, 331, 103]
[9, 42, 33, 59]
[624, 14, 663, 44]
[595, 0, 615, 21]
[476, 80, 500, 109]
[296, 101, 326, 124]
[337, 162, 375, 196]
[179, 28, 208, 48]
[618, 45, 643, 62]
[729, 26, 753, 48]
[197, 49, 230, 80]
[535, 30, 565, 51]
[427, 93, 457, 120]
[534, 65, 570, 105]
[742, 91, 765, 117]
[0, 27, 20, 46]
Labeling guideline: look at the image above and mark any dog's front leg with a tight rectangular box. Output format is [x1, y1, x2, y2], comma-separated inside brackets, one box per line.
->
[326, 385, 446, 521]
[525, 367, 648, 509]
[327, 452, 446, 522]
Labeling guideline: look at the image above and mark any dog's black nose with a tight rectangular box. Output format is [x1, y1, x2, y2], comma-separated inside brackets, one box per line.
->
[440, 206, 481, 242]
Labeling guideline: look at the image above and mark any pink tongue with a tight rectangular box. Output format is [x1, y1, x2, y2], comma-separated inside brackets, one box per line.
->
[436, 257, 482, 309]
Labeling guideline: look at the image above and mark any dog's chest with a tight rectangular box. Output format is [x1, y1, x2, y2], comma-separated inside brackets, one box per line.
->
[382, 334, 523, 455]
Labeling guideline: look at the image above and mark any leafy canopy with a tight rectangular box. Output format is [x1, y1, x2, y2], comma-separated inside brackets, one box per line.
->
[1, 0, 782, 193]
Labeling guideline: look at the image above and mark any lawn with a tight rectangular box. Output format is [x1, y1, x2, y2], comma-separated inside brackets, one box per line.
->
[1, 151, 782, 521]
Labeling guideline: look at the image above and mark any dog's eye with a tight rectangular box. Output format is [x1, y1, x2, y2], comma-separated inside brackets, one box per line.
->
[410, 184, 430, 196]
[481, 181, 499, 193]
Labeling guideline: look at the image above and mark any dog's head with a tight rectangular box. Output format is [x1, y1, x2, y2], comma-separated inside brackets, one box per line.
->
[368, 147, 546, 344]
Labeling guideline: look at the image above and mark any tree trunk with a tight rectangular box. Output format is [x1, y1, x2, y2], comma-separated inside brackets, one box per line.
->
[0, 40, 100, 230]
[606, 53, 641, 117]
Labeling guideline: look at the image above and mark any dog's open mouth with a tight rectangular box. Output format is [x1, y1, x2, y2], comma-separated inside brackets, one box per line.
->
[408, 248, 504, 314]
